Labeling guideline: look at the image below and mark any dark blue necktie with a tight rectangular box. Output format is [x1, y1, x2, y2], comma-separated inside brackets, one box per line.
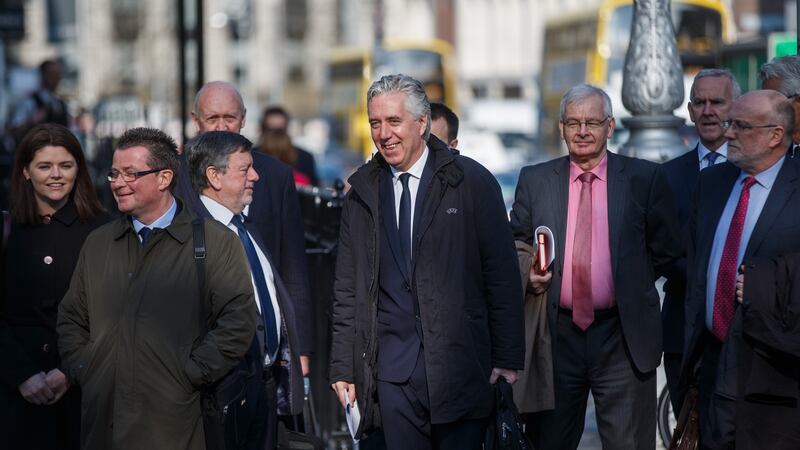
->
[231, 214, 279, 362]
[138, 227, 152, 246]
[398, 173, 412, 272]
[703, 152, 720, 169]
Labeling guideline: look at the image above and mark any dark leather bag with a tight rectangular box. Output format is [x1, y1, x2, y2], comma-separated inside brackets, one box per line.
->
[484, 379, 534, 450]
[669, 386, 700, 450]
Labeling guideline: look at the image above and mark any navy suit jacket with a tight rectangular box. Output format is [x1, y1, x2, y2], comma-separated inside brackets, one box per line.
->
[175, 151, 315, 355]
[510, 152, 681, 373]
[662, 147, 701, 354]
[683, 158, 800, 371]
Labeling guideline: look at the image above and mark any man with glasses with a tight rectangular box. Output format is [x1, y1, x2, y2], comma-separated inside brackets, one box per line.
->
[661, 69, 740, 416]
[57, 127, 257, 450]
[760, 55, 800, 157]
[681, 90, 800, 448]
[510, 84, 680, 449]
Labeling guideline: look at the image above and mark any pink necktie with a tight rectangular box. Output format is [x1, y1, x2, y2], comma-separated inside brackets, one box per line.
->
[712, 176, 757, 340]
[572, 172, 596, 331]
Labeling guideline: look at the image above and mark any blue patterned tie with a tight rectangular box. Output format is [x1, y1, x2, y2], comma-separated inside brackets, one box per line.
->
[703, 152, 720, 169]
[398, 173, 412, 272]
[231, 214, 279, 362]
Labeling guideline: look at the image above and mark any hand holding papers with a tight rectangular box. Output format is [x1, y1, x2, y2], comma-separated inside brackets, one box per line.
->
[344, 388, 361, 441]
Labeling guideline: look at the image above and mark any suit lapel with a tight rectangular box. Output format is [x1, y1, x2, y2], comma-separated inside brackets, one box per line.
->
[248, 153, 269, 222]
[606, 153, 626, 277]
[379, 168, 411, 283]
[745, 160, 799, 257]
[551, 157, 570, 276]
[698, 163, 741, 269]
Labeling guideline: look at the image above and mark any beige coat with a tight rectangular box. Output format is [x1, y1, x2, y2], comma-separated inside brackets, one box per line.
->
[512, 240, 554, 413]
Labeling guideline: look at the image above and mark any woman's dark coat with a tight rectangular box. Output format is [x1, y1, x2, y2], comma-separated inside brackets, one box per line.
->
[0, 200, 109, 449]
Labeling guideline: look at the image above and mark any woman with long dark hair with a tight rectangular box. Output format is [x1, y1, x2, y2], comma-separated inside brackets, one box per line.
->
[0, 123, 109, 449]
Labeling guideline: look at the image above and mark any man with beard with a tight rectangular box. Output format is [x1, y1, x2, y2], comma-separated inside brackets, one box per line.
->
[682, 90, 800, 448]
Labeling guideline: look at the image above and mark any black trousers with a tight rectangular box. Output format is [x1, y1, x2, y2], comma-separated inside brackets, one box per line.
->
[529, 308, 656, 450]
[376, 351, 488, 450]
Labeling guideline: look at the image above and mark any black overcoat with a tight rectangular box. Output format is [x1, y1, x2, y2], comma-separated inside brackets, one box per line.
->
[328, 137, 524, 437]
[0, 200, 109, 449]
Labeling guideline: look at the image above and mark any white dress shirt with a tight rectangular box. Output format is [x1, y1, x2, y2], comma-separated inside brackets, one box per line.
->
[200, 196, 282, 356]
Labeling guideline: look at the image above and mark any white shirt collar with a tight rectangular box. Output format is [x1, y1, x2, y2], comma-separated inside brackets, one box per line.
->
[390, 146, 429, 181]
[200, 195, 239, 225]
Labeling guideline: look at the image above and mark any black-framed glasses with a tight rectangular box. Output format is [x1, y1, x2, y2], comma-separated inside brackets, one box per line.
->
[721, 120, 778, 132]
[563, 117, 611, 132]
[107, 168, 165, 182]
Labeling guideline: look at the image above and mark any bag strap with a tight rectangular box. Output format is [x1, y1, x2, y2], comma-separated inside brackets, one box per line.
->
[192, 217, 207, 334]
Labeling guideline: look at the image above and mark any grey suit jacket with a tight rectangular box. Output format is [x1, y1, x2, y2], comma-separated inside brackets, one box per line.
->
[510, 152, 681, 373]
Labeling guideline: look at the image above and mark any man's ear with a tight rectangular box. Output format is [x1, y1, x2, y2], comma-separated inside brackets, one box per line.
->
[205, 166, 223, 190]
[450, 138, 458, 149]
[158, 169, 174, 192]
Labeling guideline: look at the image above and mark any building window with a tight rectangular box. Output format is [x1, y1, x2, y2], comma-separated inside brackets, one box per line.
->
[503, 84, 522, 99]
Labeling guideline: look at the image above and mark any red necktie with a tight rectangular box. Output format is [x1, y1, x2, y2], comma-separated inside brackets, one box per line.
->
[712, 176, 757, 340]
[572, 172, 596, 331]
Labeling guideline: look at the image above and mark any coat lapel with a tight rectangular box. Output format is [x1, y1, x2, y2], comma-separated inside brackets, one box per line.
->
[551, 157, 570, 276]
[413, 150, 452, 268]
[698, 163, 741, 269]
[248, 153, 269, 222]
[745, 159, 799, 258]
[606, 153, 626, 277]
[379, 168, 411, 282]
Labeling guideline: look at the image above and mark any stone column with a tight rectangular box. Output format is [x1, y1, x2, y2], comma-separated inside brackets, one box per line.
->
[619, 0, 687, 162]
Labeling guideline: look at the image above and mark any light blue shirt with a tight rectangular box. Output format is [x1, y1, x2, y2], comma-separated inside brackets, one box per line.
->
[132, 197, 177, 241]
[705, 156, 785, 330]
[697, 142, 728, 170]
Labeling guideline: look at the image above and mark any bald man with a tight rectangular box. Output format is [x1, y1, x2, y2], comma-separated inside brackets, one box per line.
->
[681, 90, 800, 448]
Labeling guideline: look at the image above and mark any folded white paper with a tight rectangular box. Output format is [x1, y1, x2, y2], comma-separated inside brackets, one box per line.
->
[345, 391, 361, 442]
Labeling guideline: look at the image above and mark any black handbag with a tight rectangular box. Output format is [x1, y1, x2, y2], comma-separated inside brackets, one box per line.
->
[484, 379, 535, 450]
[192, 217, 254, 450]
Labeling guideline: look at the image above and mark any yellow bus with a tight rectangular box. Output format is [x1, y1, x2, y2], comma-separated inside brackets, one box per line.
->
[325, 39, 458, 158]
[540, 0, 732, 153]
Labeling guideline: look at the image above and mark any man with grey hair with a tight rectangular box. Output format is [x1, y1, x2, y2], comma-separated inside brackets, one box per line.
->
[186, 131, 304, 450]
[661, 67, 740, 416]
[510, 84, 680, 449]
[682, 89, 800, 448]
[329, 74, 524, 449]
[760, 55, 800, 156]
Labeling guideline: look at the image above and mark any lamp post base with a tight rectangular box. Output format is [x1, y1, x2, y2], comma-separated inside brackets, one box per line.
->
[618, 115, 688, 162]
